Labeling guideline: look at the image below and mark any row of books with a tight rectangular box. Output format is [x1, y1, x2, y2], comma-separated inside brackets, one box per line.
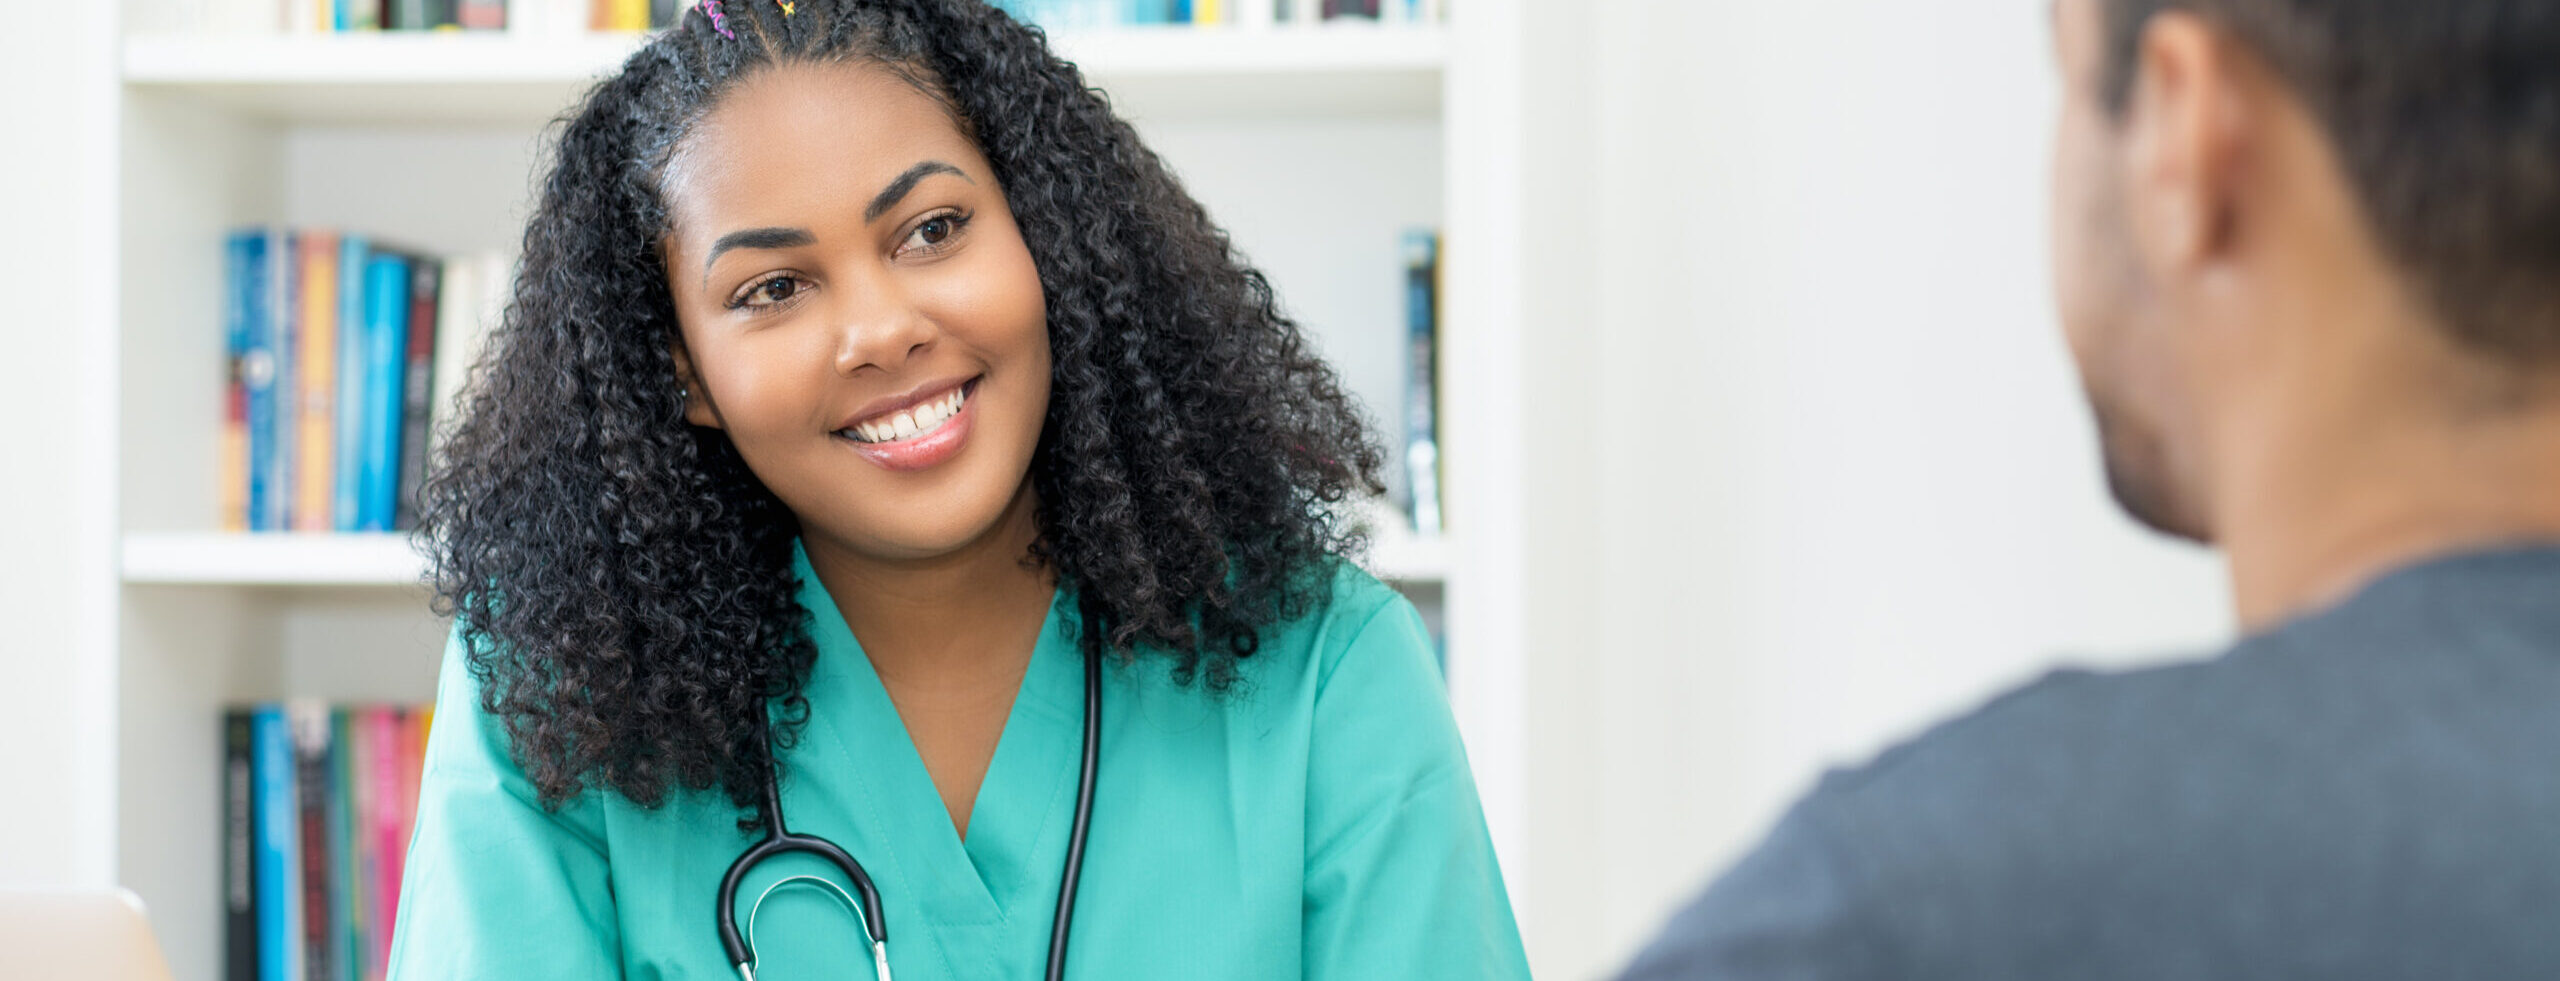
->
[220, 229, 506, 534]
[173, 0, 1441, 33]
[223, 703, 437, 981]
[994, 0, 1443, 27]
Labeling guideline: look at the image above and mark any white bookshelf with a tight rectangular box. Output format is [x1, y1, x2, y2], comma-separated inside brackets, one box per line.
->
[75, 7, 1532, 981]
[122, 25, 1445, 123]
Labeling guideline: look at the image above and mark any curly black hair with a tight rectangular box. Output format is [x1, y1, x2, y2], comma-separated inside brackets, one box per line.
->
[417, 0, 1384, 818]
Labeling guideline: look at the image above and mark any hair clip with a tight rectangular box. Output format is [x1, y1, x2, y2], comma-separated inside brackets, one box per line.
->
[700, 0, 735, 38]
[778, 1, 796, 15]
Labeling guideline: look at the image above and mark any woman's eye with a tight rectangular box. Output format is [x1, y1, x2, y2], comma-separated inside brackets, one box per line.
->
[905, 213, 970, 253]
[733, 276, 804, 309]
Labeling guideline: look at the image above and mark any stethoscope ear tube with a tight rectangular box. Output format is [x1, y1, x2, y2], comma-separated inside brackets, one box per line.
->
[1043, 650, 1103, 981]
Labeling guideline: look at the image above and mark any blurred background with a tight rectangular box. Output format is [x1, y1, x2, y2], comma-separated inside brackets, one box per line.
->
[0, 1, 2229, 979]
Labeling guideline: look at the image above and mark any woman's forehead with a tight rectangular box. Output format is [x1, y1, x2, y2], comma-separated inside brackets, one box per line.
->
[660, 61, 983, 235]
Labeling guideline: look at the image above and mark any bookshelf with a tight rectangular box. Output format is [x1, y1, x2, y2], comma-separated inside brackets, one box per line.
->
[76, 5, 1534, 980]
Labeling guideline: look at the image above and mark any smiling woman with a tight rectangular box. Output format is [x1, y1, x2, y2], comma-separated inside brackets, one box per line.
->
[390, 1, 1529, 980]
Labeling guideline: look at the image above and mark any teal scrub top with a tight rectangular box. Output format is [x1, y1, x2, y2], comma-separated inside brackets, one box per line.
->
[386, 547, 1531, 980]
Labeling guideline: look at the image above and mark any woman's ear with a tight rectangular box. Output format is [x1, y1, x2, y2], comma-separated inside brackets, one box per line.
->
[669, 343, 724, 430]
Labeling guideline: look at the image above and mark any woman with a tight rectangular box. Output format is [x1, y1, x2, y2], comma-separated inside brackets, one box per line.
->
[386, 1, 1529, 978]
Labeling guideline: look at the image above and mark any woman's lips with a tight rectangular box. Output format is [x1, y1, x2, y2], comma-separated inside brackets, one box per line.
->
[838, 378, 978, 473]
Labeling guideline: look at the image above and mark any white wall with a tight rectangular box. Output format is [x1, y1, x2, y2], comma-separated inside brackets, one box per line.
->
[1515, 2, 2234, 977]
[0, 6, 116, 888]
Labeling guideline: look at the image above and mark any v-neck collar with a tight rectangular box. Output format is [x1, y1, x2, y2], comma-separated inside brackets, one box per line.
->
[785, 540, 1086, 929]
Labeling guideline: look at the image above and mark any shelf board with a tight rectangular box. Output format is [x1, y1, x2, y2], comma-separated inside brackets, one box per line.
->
[121, 25, 1445, 124]
[121, 529, 1444, 587]
[121, 532, 427, 587]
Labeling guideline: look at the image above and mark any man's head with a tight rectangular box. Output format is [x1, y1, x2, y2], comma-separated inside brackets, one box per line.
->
[2050, 0, 2560, 542]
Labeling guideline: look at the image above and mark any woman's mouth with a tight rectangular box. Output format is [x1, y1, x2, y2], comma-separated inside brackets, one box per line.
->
[838, 381, 970, 444]
[834, 377, 980, 473]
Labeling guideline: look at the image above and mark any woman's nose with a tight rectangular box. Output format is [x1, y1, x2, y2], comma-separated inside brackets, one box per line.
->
[830, 279, 936, 377]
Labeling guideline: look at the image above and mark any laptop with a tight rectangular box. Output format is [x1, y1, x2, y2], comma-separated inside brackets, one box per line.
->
[0, 889, 176, 981]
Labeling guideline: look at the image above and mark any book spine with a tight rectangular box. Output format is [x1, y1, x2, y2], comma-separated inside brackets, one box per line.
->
[394, 260, 440, 531]
[296, 231, 340, 532]
[223, 232, 255, 533]
[244, 231, 281, 531]
[427, 0, 459, 29]
[224, 709, 261, 981]
[253, 707, 301, 981]
[278, 231, 304, 530]
[365, 709, 405, 981]
[390, 0, 425, 29]
[617, 0, 648, 30]
[334, 236, 373, 533]
[360, 254, 408, 532]
[333, 709, 365, 981]
[456, 0, 505, 30]
[1236, 0, 1274, 29]
[290, 703, 335, 981]
[1402, 229, 1442, 536]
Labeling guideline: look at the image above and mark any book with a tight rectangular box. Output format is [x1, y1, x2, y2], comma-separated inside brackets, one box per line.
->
[394, 260, 441, 531]
[259, 229, 299, 531]
[252, 707, 302, 981]
[290, 703, 336, 981]
[363, 708, 407, 981]
[456, 0, 506, 29]
[295, 231, 340, 532]
[1401, 229, 1441, 536]
[428, 253, 510, 470]
[333, 235, 372, 533]
[327, 709, 360, 981]
[359, 253, 411, 532]
[224, 709, 261, 981]
[223, 232, 256, 533]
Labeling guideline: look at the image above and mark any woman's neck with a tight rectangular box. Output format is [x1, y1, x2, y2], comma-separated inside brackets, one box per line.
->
[802, 482, 1056, 690]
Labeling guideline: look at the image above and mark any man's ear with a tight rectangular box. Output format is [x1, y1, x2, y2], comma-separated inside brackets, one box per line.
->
[669, 342, 723, 430]
[2123, 10, 2253, 276]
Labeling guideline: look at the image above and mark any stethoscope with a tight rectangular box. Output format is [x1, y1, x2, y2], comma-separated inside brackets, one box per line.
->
[717, 651, 1102, 981]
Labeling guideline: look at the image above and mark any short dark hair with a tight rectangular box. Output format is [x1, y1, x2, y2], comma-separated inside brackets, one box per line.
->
[2099, 0, 2560, 362]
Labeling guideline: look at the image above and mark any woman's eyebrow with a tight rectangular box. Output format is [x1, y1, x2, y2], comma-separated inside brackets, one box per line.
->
[701, 226, 817, 286]
[866, 160, 970, 223]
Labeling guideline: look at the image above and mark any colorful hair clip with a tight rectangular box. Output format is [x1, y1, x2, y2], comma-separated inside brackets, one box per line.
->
[778, 1, 796, 15]
[700, 0, 735, 38]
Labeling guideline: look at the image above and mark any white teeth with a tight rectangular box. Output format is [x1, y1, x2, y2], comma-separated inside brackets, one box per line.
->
[841, 384, 970, 444]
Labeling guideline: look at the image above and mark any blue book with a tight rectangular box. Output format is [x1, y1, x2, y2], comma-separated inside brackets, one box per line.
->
[360, 254, 410, 533]
[224, 231, 257, 532]
[252, 706, 303, 981]
[333, 236, 371, 532]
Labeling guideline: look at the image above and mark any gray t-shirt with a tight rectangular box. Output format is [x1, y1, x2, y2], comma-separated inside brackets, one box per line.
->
[1618, 546, 2560, 980]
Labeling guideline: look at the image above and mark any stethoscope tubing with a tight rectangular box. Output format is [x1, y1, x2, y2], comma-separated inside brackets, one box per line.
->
[1044, 649, 1102, 981]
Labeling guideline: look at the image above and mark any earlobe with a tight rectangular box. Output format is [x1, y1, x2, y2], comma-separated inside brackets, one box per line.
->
[669, 343, 724, 430]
